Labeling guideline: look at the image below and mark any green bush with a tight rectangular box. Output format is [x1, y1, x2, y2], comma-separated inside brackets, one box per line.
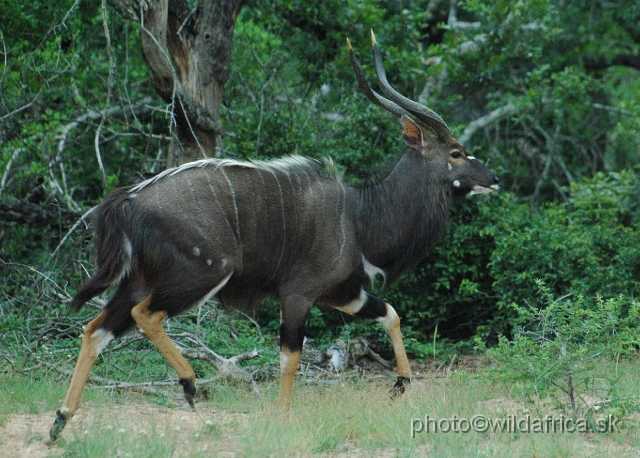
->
[478, 280, 640, 422]
[486, 170, 640, 338]
[331, 169, 640, 349]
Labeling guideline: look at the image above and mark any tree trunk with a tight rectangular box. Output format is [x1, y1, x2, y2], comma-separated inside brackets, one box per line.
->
[109, 0, 243, 167]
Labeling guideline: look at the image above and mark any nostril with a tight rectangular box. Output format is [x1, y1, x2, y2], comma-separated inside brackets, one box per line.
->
[493, 176, 500, 184]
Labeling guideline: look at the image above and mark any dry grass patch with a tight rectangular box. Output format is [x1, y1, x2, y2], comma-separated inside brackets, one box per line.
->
[1, 370, 639, 457]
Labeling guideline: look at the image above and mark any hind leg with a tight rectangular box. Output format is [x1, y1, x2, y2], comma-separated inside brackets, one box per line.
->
[129, 272, 234, 407]
[50, 310, 113, 441]
[50, 277, 143, 441]
[130, 295, 198, 407]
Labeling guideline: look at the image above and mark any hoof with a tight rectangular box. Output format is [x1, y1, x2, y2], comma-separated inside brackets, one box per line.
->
[179, 378, 197, 409]
[390, 376, 411, 397]
[49, 410, 68, 442]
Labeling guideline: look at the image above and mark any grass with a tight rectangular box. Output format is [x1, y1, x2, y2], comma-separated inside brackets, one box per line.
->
[1, 362, 639, 457]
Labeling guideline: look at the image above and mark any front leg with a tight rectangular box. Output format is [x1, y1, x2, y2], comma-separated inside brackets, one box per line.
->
[334, 291, 412, 393]
[277, 297, 312, 409]
[376, 303, 412, 394]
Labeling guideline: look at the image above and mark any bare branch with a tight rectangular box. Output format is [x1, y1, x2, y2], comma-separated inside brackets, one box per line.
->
[167, 332, 262, 385]
[584, 53, 640, 72]
[0, 148, 22, 198]
[0, 200, 82, 227]
[0, 96, 40, 121]
[50, 206, 96, 258]
[446, 0, 481, 30]
[586, 103, 635, 116]
[94, 0, 117, 188]
[457, 103, 516, 146]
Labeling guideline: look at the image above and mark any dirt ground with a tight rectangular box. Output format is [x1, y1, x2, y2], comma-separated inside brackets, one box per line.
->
[0, 357, 457, 458]
[1, 404, 197, 458]
[0, 387, 431, 458]
[3, 356, 634, 457]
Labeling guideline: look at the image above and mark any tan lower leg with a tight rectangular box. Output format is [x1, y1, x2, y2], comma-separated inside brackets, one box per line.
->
[378, 303, 412, 379]
[278, 348, 301, 409]
[51, 310, 111, 440]
[130, 297, 196, 395]
[59, 310, 108, 418]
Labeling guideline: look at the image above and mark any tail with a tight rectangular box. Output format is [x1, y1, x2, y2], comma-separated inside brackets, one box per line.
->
[70, 188, 133, 311]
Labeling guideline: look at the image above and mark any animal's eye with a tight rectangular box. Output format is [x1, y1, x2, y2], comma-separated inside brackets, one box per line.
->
[451, 150, 462, 159]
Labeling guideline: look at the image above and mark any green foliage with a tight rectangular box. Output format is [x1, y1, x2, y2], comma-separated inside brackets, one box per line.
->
[441, 0, 559, 93]
[1, 0, 640, 362]
[486, 170, 640, 337]
[479, 280, 640, 421]
[318, 169, 639, 348]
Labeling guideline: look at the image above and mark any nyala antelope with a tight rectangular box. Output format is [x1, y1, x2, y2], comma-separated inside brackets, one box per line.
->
[50, 31, 499, 440]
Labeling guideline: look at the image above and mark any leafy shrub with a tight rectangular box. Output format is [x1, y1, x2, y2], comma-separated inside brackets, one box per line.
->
[486, 170, 640, 338]
[478, 280, 640, 421]
[325, 169, 640, 351]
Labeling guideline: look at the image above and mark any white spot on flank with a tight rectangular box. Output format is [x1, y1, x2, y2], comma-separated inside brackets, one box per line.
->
[453, 180, 461, 188]
[193, 247, 201, 257]
[91, 329, 114, 356]
[206, 259, 213, 266]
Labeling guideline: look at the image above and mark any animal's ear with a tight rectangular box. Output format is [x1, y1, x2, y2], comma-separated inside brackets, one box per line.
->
[400, 116, 427, 150]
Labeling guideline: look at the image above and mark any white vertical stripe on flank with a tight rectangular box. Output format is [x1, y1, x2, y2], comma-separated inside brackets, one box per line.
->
[269, 170, 287, 280]
[220, 167, 241, 245]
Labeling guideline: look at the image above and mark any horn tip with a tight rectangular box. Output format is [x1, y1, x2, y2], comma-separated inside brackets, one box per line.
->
[346, 37, 352, 51]
[370, 29, 377, 45]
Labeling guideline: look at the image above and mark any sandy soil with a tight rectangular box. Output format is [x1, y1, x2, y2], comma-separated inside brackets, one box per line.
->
[1, 356, 634, 457]
[1, 402, 257, 458]
[0, 358, 446, 458]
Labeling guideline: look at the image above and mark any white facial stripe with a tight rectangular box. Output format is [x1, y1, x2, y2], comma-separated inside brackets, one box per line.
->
[92, 329, 114, 356]
[467, 156, 476, 160]
[335, 290, 367, 315]
[448, 163, 453, 171]
[453, 180, 461, 188]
